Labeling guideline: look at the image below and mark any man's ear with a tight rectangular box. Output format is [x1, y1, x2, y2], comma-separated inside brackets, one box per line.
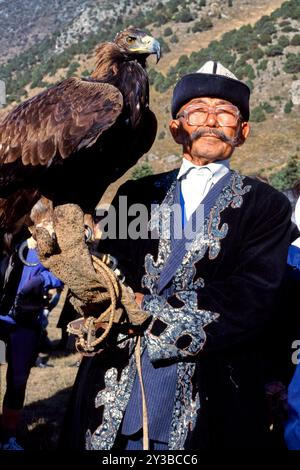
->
[169, 119, 183, 144]
[236, 121, 250, 147]
[242, 122, 250, 140]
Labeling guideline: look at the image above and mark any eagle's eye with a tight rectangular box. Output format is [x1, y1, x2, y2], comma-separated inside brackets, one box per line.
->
[126, 36, 136, 44]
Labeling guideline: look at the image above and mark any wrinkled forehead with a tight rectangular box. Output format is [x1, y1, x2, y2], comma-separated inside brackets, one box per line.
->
[179, 96, 236, 112]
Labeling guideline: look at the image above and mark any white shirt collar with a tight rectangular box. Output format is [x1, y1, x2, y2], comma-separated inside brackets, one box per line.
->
[177, 157, 230, 180]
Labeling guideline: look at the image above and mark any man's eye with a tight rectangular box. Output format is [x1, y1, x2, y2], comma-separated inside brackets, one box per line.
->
[217, 106, 237, 115]
[191, 108, 207, 115]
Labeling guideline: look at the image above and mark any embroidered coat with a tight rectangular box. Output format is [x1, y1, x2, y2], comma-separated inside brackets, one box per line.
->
[62, 170, 292, 449]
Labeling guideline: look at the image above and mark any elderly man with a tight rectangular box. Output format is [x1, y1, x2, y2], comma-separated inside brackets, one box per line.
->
[64, 61, 292, 450]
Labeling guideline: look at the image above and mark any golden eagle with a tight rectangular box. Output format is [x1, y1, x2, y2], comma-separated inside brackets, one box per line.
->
[0, 27, 160, 235]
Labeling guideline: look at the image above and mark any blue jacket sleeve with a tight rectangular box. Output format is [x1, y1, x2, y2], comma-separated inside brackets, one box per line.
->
[39, 270, 63, 290]
[285, 361, 300, 449]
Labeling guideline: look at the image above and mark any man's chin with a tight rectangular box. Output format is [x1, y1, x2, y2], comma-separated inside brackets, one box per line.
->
[192, 141, 223, 157]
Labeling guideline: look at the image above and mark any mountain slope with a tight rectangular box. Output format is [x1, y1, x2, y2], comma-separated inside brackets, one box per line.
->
[0, 0, 299, 188]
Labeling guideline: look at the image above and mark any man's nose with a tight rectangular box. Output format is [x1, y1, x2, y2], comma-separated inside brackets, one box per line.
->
[206, 111, 219, 126]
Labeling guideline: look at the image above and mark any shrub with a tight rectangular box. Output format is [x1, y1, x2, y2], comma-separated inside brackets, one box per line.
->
[284, 99, 293, 113]
[257, 59, 268, 71]
[284, 53, 300, 73]
[261, 101, 275, 113]
[266, 44, 284, 56]
[259, 33, 272, 45]
[255, 16, 276, 35]
[158, 131, 166, 139]
[174, 8, 194, 23]
[153, 73, 172, 93]
[66, 61, 80, 77]
[270, 156, 300, 191]
[250, 106, 266, 122]
[164, 27, 173, 37]
[282, 26, 298, 33]
[170, 34, 179, 44]
[290, 5, 300, 20]
[251, 47, 264, 62]
[166, 0, 180, 15]
[132, 163, 154, 180]
[279, 20, 290, 27]
[278, 35, 290, 47]
[235, 64, 255, 81]
[192, 17, 213, 33]
[291, 34, 300, 46]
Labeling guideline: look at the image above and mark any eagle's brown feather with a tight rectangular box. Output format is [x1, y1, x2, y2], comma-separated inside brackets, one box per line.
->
[0, 79, 123, 166]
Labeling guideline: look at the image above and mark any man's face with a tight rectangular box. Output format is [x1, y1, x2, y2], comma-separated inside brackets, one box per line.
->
[169, 96, 250, 165]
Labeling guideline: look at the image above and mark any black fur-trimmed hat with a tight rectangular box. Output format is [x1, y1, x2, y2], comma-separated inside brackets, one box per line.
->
[171, 60, 250, 121]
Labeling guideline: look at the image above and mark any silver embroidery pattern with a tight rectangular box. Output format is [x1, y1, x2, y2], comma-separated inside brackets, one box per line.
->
[169, 362, 200, 450]
[144, 291, 219, 361]
[144, 180, 177, 293]
[142, 171, 251, 449]
[85, 337, 137, 450]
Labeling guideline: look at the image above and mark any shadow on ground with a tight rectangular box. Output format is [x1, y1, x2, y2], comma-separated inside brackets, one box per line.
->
[21, 386, 73, 450]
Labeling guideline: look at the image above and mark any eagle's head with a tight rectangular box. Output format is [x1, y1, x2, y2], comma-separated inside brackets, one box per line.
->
[114, 27, 161, 63]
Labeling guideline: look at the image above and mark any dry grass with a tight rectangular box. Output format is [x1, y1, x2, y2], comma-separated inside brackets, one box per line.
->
[0, 304, 81, 450]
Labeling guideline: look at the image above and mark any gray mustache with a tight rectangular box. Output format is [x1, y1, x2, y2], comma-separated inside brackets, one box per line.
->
[190, 127, 233, 144]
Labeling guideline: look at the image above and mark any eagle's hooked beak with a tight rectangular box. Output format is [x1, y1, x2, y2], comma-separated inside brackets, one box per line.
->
[132, 36, 161, 63]
[148, 38, 161, 63]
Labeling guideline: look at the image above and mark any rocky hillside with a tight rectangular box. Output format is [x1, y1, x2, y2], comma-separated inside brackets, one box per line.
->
[0, 0, 90, 64]
[0, 0, 299, 191]
[0, 0, 164, 63]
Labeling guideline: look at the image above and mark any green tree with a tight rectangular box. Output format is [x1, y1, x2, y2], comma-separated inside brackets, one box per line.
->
[270, 156, 300, 191]
[132, 163, 154, 180]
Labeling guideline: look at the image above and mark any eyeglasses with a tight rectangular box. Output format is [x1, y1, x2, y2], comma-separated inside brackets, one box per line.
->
[177, 104, 241, 127]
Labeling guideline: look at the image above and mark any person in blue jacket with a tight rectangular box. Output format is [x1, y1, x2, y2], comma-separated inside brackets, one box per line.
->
[0, 238, 62, 451]
[284, 195, 300, 449]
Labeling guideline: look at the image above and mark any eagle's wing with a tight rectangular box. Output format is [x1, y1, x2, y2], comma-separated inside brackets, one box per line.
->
[0, 77, 123, 168]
